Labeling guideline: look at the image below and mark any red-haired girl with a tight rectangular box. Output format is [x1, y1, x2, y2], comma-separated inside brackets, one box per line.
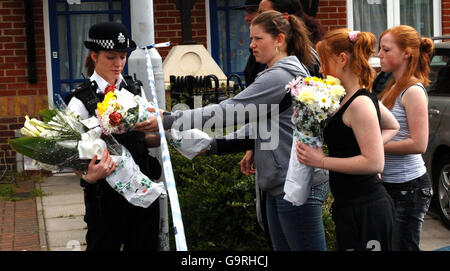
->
[378, 25, 434, 251]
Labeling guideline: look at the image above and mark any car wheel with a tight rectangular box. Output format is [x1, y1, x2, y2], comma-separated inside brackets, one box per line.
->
[432, 154, 450, 229]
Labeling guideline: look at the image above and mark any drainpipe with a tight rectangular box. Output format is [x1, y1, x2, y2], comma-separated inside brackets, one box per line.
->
[128, 0, 169, 251]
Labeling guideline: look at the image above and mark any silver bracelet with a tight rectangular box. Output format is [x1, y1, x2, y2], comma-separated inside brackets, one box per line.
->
[81, 172, 89, 182]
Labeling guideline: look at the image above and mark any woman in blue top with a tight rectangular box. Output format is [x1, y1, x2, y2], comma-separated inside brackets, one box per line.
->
[377, 25, 434, 251]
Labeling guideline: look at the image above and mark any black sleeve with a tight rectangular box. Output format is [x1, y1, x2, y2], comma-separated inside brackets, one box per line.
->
[210, 138, 255, 155]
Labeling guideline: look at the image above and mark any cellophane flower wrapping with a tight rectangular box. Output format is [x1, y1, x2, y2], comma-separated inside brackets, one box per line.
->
[106, 145, 166, 208]
[166, 129, 212, 160]
[9, 97, 165, 208]
[8, 105, 118, 171]
[283, 76, 345, 206]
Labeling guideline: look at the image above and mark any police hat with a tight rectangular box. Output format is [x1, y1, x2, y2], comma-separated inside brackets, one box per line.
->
[235, 0, 261, 10]
[84, 22, 137, 52]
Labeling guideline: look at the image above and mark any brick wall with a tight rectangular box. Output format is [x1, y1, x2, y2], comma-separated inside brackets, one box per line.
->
[316, 0, 347, 32]
[0, 0, 47, 171]
[444, 0, 450, 35]
[153, 0, 208, 59]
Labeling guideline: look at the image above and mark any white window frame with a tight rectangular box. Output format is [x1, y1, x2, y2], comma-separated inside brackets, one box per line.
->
[346, 0, 442, 38]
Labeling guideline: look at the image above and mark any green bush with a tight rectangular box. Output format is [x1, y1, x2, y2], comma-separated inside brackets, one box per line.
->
[170, 148, 270, 251]
[169, 147, 336, 251]
[322, 194, 337, 251]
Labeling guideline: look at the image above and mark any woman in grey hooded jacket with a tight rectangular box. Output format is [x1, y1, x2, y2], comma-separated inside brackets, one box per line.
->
[136, 10, 328, 251]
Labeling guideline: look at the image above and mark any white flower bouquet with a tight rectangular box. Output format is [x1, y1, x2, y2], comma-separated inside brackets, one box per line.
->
[95, 88, 154, 135]
[10, 107, 105, 171]
[9, 101, 165, 208]
[283, 76, 345, 206]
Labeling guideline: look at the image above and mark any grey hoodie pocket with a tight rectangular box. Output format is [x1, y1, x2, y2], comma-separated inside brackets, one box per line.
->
[254, 150, 282, 191]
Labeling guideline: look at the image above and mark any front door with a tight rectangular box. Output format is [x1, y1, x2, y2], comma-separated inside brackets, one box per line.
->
[209, 0, 251, 86]
[48, 0, 131, 102]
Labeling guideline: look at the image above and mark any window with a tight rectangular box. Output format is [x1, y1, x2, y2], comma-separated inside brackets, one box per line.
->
[347, 0, 442, 40]
[209, 0, 251, 83]
[429, 47, 450, 96]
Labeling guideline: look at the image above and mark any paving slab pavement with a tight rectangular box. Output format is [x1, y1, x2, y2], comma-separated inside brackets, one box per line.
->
[420, 212, 450, 251]
[36, 173, 450, 251]
[37, 173, 87, 251]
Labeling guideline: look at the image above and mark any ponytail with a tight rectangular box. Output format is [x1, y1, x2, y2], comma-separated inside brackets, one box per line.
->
[84, 55, 95, 77]
[418, 37, 433, 86]
[287, 15, 315, 68]
[84, 50, 98, 77]
[316, 28, 376, 90]
[351, 31, 377, 89]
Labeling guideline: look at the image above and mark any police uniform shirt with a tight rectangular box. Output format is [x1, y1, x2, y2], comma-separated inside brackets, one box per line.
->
[67, 70, 147, 119]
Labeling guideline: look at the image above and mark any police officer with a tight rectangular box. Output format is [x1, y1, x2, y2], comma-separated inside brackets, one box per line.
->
[66, 22, 162, 251]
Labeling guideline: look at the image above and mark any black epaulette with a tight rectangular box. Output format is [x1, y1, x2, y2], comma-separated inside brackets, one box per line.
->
[120, 75, 143, 96]
[65, 80, 101, 116]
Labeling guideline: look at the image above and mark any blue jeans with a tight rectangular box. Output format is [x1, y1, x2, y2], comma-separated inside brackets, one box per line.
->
[383, 173, 433, 251]
[266, 181, 329, 251]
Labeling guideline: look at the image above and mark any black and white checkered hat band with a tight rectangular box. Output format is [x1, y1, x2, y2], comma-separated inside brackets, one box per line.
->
[88, 38, 115, 49]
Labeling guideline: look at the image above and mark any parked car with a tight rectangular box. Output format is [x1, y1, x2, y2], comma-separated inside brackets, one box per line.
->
[423, 36, 450, 229]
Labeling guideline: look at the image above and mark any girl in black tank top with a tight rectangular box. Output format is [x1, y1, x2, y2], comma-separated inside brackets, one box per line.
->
[295, 29, 400, 250]
[323, 89, 385, 205]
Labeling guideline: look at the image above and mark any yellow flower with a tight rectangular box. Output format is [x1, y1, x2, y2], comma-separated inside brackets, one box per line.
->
[305, 76, 325, 85]
[298, 87, 316, 104]
[97, 92, 117, 116]
[314, 77, 325, 84]
[325, 75, 341, 86]
[328, 85, 346, 99]
[104, 91, 116, 103]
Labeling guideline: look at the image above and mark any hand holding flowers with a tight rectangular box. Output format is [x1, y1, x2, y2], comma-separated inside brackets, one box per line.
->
[296, 141, 326, 168]
[283, 75, 345, 206]
[84, 149, 116, 183]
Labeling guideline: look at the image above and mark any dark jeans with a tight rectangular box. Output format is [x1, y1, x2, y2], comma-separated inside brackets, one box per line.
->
[266, 182, 329, 251]
[383, 173, 433, 251]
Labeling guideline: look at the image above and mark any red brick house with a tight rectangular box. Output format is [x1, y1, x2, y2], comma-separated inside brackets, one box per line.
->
[1, 0, 449, 171]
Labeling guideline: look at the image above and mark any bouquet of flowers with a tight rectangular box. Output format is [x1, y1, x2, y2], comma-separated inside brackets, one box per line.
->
[96, 87, 154, 135]
[9, 100, 165, 208]
[10, 107, 106, 171]
[283, 75, 346, 206]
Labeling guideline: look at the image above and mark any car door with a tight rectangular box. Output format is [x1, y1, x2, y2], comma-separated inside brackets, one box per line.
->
[427, 50, 450, 149]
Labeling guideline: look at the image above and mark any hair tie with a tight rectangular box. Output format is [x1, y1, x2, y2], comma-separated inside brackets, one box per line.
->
[285, 14, 289, 21]
[349, 31, 359, 42]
